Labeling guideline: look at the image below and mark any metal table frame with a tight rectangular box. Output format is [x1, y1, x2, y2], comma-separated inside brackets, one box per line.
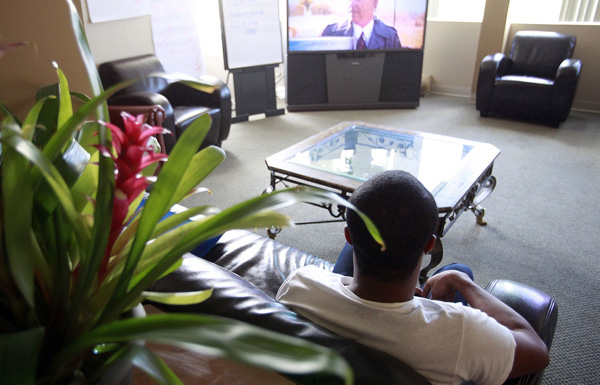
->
[265, 122, 500, 283]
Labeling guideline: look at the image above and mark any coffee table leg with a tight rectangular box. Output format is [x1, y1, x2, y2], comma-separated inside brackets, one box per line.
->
[419, 238, 444, 285]
[469, 176, 496, 226]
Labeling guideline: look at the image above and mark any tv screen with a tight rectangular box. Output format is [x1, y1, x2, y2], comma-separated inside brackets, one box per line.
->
[288, 0, 428, 52]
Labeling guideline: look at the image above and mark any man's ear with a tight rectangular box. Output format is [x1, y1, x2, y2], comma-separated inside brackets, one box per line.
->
[344, 226, 353, 245]
[423, 235, 437, 254]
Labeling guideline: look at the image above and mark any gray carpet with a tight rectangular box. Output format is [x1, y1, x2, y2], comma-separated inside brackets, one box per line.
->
[181, 95, 600, 384]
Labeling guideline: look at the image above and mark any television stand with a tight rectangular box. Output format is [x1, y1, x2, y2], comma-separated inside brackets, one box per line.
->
[287, 51, 423, 111]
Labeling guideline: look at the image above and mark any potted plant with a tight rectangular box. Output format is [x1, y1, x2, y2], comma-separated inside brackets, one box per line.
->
[0, 3, 383, 385]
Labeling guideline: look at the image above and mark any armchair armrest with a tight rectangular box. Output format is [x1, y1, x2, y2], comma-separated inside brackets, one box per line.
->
[108, 105, 168, 154]
[555, 58, 582, 81]
[107, 91, 176, 139]
[476, 53, 510, 113]
[551, 58, 582, 123]
[160, 74, 229, 109]
[108, 105, 166, 127]
[485, 279, 558, 385]
[160, 75, 232, 144]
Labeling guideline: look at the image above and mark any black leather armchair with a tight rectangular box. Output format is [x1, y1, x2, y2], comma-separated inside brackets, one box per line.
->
[476, 31, 582, 127]
[98, 54, 232, 153]
[149, 230, 558, 385]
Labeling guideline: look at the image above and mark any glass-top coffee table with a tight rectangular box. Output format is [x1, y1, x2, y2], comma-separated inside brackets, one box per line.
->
[265, 121, 500, 282]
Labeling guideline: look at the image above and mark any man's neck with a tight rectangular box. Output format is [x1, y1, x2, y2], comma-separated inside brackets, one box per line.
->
[352, 16, 374, 29]
[347, 274, 418, 303]
[346, 253, 424, 303]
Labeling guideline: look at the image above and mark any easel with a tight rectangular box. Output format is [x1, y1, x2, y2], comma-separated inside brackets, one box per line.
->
[231, 65, 285, 123]
[218, 0, 284, 123]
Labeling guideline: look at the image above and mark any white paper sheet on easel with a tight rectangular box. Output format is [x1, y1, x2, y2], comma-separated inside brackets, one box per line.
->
[86, 0, 150, 23]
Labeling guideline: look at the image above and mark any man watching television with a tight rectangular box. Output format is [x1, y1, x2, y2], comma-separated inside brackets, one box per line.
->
[277, 170, 549, 385]
[321, 0, 402, 49]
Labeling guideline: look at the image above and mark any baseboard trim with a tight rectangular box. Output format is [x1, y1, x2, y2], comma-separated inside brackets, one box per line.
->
[430, 85, 471, 98]
[572, 100, 600, 114]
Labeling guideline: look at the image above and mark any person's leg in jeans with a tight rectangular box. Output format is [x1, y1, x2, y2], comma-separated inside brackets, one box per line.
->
[332, 242, 354, 276]
[333, 243, 474, 305]
[428, 263, 473, 305]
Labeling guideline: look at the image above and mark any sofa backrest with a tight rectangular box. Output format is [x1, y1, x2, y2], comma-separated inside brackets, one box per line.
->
[98, 54, 169, 96]
[509, 31, 576, 79]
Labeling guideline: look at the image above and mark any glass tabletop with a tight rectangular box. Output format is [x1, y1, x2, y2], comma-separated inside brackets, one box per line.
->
[285, 124, 474, 196]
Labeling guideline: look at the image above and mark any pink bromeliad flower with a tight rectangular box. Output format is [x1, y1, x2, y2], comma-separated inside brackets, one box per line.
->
[97, 112, 169, 281]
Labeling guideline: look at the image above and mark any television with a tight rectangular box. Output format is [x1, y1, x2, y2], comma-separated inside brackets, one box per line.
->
[287, 0, 428, 53]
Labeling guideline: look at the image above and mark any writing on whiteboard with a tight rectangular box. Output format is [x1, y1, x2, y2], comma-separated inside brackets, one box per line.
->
[220, 0, 283, 69]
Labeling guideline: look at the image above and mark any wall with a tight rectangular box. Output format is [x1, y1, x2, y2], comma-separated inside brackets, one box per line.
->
[78, 1, 600, 113]
[81, 0, 227, 80]
[83, 16, 155, 66]
[0, 0, 95, 120]
[422, 21, 481, 97]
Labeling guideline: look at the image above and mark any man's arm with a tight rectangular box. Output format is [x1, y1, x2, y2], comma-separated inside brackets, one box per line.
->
[422, 271, 550, 379]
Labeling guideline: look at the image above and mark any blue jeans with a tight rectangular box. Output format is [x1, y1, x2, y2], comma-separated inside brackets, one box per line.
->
[333, 242, 473, 305]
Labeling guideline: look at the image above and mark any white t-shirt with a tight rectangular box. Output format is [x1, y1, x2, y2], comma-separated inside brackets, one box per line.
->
[276, 266, 516, 385]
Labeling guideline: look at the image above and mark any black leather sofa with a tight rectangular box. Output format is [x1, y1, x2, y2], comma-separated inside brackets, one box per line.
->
[476, 31, 581, 127]
[149, 230, 558, 385]
[98, 54, 232, 153]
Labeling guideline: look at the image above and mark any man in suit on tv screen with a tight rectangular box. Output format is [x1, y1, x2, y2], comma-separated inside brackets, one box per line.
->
[321, 0, 402, 50]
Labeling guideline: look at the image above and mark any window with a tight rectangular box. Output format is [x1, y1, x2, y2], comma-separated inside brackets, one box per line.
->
[509, 0, 599, 23]
[559, 0, 600, 22]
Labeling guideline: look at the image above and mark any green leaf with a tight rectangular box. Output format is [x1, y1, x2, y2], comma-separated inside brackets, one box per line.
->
[66, 0, 107, 121]
[105, 187, 377, 322]
[129, 345, 184, 385]
[22, 96, 52, 141]
[0, 327, 45, 385]
[2, 127, 91, 251]
[34, 140, 91, 222]
[61, 313, 353, 384]
[103, 114, 213, 322]
[65, 122, 114, 338]
[70, 150, 100, 213]
[0, 103, 21, 126]
[40, 74, 136, 166]
[56, 64, 73, 130]
[167, 145, 225, 208]
[142, 288, 213, 306]
[1, 129, 44, 308]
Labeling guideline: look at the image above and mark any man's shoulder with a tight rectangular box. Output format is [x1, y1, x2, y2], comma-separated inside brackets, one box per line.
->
[373, 18, 399, 37]
[278, 266, 339, 295]
[322, 20, 351, 36]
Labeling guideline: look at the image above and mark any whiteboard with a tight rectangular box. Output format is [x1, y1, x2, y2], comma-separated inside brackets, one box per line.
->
[219, 0, 283, 70]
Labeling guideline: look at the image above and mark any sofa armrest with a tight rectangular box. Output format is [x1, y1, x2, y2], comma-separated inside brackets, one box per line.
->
[485, 279, 558, 385]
